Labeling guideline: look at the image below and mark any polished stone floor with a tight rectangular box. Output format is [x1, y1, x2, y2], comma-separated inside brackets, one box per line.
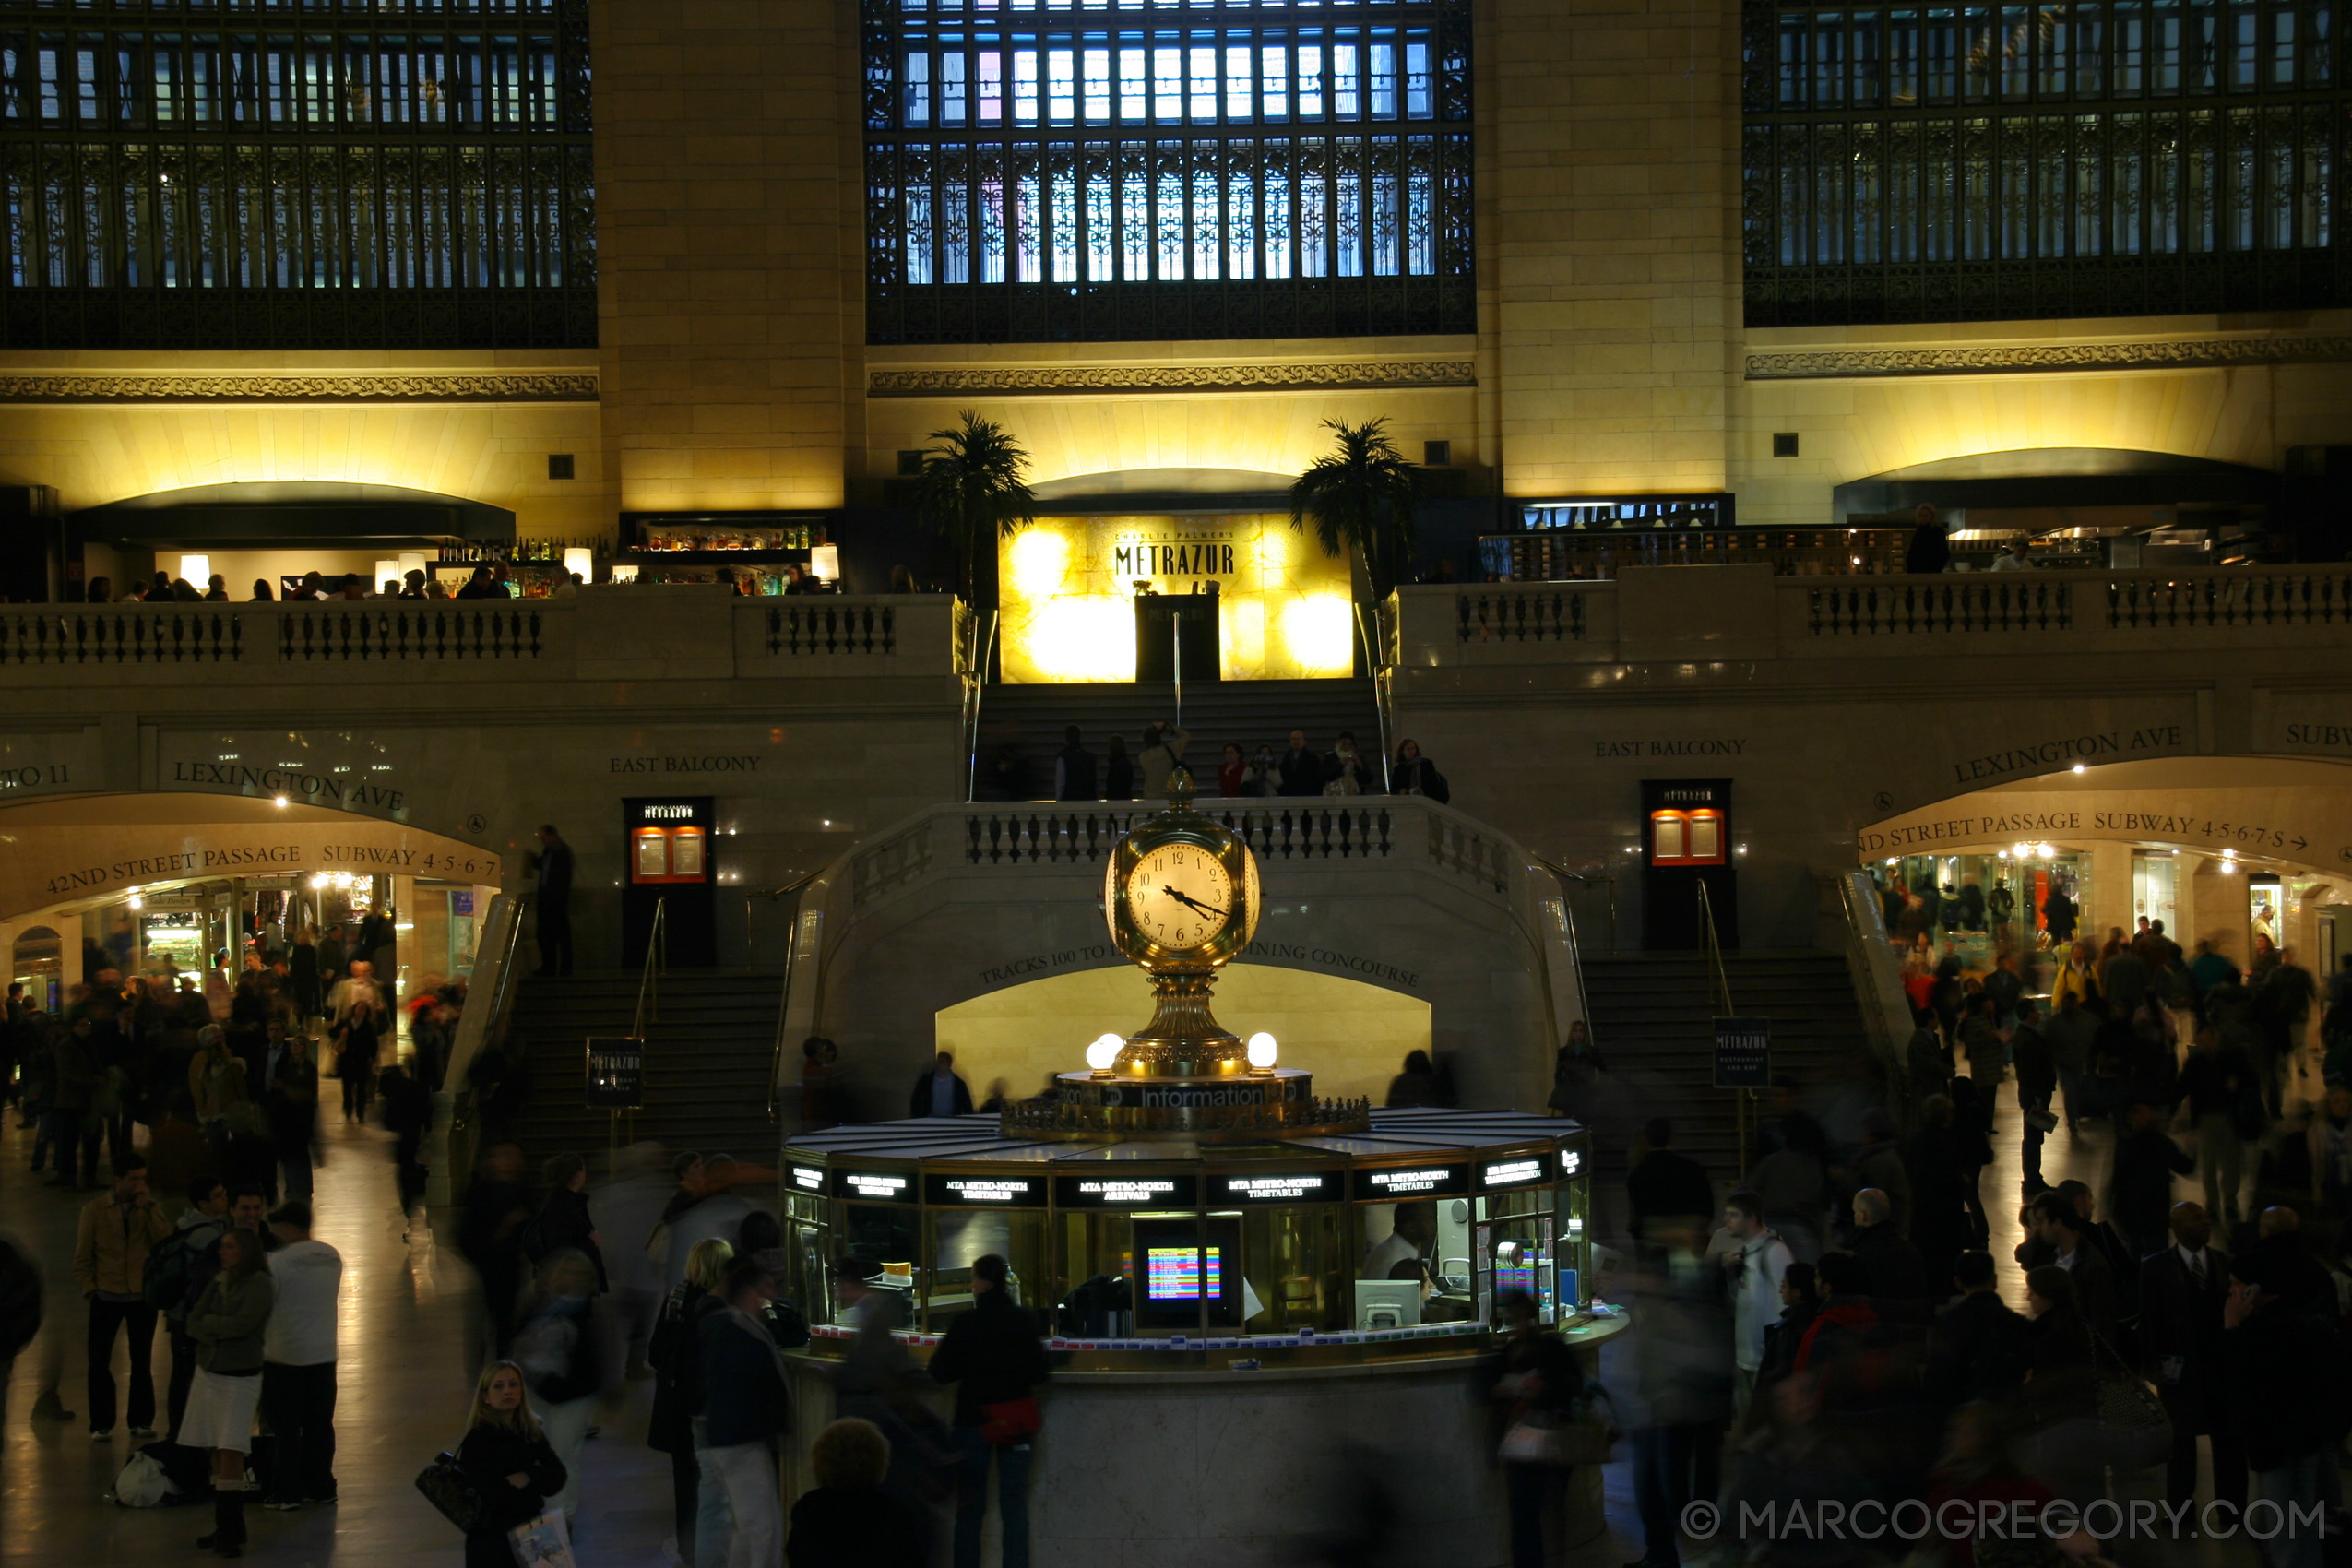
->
[0, 1112, 672, 1568]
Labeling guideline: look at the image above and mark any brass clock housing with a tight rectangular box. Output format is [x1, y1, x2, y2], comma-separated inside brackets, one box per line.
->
[1102, 766, 1263, 1077]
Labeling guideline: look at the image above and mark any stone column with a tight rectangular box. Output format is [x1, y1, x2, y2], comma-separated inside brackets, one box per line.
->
[593, 0, 858, 512]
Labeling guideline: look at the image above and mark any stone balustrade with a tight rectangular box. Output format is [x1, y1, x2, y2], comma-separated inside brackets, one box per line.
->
[1390, 562, 2352, 666]
[0, 588, 960, 685]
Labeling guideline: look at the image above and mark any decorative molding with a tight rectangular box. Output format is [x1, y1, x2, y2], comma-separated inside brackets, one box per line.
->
[1745, 335, 2352, 381]
[0, 372, 600, 403]
[869, 360, 1477, 397]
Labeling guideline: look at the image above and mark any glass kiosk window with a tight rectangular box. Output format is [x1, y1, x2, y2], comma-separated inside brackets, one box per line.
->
[1235, 1206, 1344, 1334]
[1133, 1216, 1246, 1333]
[833, 1170, 918, 1326]
[1477, 1152, 1558, 1324]
[922, 1206, 1048, 1330]
[783, 1165, 831, 1324]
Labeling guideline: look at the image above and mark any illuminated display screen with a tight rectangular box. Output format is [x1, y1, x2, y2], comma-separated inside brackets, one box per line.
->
[788, 1164, 825, 1193]
[1145, 1246, 1222, 1301]
[1053, 1175, 1200, 1208]
[1216, 1170, 1342, 1204]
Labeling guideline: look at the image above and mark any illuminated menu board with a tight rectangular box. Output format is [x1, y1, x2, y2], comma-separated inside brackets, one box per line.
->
[787, 1162, 826, 1194]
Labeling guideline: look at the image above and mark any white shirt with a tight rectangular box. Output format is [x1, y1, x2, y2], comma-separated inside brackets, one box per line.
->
[1726, 1229, 1793, 1372]
[1363, 1230, 1420, 1279]
[262, 1239, 343, 1366]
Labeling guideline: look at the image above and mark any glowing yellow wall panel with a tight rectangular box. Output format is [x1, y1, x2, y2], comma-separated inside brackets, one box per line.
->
[997, 513, 1353, 684]
[935, 961, 1431, 1108]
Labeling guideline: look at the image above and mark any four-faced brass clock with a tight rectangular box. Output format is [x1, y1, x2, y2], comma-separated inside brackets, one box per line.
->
[1101, 768, 1262, 1075]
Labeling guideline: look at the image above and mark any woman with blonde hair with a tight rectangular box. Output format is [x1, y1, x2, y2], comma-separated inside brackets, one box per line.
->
[454, 1360, 566, 1568]
[647, 1238, 733, 1567]
[184, 1227, 275, 1558]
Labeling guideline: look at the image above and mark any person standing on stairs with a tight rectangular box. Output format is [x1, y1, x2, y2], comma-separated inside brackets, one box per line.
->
[534, 825, 575, 979]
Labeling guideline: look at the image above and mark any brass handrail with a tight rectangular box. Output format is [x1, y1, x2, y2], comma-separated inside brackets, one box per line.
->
[762, 871, 826, 1123]
[631, 897, 667, 1038]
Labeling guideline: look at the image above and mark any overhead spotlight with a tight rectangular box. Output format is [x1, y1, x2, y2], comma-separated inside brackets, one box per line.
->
[2013, 843, 2031, 859]
[2036, 843, 2055, 859]
[127, 894, 143, 910]
[2071, 763, 2086, 774]
[273, 795, 289, 806]
[1247, 1032, 1278, 1070]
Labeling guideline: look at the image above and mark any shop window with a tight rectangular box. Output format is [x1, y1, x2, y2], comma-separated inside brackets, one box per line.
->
[1649, 808, 1725, 866]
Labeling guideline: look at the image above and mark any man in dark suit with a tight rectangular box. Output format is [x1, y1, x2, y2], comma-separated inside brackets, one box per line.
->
[1926, 1249, 2026, 1407]
[909, 1051, 975, 1119]
[2139, 1200, 2245, 1509]
[1625, 1118, 1715, 1269]
[1848, 1187, 1930, 1309]
[2017, 1191, 2119, 1344]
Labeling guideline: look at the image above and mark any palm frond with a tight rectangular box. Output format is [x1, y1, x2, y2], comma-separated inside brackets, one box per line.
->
[1289, 416, 1420, 600]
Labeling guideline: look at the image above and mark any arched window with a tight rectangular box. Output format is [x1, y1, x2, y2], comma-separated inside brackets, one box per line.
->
[863, 0, 1473, 343]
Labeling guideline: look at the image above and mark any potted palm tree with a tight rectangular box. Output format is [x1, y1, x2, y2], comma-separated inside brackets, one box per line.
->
[915, 410, 1038, 609]
[1289, 417, 1420, 601]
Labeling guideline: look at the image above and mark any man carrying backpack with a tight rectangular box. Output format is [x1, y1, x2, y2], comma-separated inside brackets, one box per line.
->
[154, 1176, 231, 1440]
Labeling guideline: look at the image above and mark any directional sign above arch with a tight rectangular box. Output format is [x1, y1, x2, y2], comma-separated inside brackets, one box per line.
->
[1853, 756, 2352, 873]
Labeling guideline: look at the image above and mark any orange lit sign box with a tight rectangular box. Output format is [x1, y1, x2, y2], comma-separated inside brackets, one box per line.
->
[628, 800, 711, 886]
[1649, 808, 1725, 866]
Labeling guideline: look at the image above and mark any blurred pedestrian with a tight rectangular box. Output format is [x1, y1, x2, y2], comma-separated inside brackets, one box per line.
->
[2111, 1092, 2194, 1258]
[701, 1256, 793, 1568]
[265, 1029, 320, 1202]
[930, 1252, 1048, 1568]
[1709, 1192, 1790, 1418]
[2139, 1200, 2243, 1510]
[649, 1238, 732, 1568]
[459, 1143, 535, 1368]
[526, 1152, 607, 1294]
[787, 1418, 932, 1568]
[1481, 1289, 1585, 1568]
[2225, 1249, 2352, 1568]
[380, 1063, 434, 1220]
[514, 1250, 610, 1523]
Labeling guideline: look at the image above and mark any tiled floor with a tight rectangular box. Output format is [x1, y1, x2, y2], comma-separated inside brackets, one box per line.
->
[0, 1112, 671, 1568]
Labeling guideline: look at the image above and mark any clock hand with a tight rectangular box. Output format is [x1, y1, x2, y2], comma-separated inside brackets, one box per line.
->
[1160, 886, 1229, 920]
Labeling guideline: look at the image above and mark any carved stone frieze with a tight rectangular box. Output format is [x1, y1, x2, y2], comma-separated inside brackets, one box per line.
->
[869, 360, 1477, 396]
[1745, 337, 2352, 380]
[0, 373, 600, 402]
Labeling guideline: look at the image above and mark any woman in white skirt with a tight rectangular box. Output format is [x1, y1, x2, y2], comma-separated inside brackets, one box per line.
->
[183, 1226, 276, 1559]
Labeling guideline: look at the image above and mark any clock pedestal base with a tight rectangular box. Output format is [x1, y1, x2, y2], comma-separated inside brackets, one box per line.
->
[999, 1068, 1371, 1140]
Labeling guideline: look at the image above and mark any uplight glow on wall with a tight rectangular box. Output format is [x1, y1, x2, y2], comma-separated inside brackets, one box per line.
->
[998, 513, 1354, 684]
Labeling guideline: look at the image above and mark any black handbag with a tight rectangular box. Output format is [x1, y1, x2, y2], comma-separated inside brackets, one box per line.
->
[415, 1451, 488, 1534]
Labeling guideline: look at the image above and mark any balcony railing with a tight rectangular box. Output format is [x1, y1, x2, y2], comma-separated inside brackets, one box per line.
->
[1387, 563, 2352, 666]
[0, 591, 960, 685]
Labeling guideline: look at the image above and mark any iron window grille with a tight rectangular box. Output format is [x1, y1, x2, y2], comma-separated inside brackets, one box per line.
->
[0, 0, 594, 350]
[863, 0, 1473, 344]
[1741, 0, 2352, 324]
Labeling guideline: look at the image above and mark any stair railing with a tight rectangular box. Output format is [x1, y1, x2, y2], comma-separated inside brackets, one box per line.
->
[632, 897, 667, 1037]
[430, 889, 529, 1206]
[1828, 871, 1918, 1122]
[760, 870, 826, 1124]
[1697, 879, 1750, 1171]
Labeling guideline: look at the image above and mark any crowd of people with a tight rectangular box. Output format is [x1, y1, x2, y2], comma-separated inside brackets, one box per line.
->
[444, 1137, 1050, 1568]
[977, 724, 1449, 804]
[1527, 925, 2352, 1568]
[77, 566, 551, 604]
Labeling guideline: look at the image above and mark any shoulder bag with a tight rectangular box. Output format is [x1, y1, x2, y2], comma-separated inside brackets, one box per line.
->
[415, 1451, 489, 1534]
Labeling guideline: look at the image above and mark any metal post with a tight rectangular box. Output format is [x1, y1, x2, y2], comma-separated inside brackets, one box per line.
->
[1171, 612, 1183, 732]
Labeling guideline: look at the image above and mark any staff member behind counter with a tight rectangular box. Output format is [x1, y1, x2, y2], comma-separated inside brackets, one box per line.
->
[1365, 1201, 1438, 1281]
[1362, 1201, 1476, 1323]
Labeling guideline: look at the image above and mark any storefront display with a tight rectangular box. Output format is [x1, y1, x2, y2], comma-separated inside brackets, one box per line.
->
[621, 797, 718, 968]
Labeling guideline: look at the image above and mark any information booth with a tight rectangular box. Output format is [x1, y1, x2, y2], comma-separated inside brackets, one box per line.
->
[780, 1109, 1596, 1355]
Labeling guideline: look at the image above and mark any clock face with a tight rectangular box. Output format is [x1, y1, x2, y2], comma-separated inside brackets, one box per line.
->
[1123, 843, 1236, 952]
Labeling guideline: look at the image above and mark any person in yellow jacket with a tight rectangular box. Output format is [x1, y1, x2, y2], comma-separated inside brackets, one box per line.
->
[2051, 940, 2103, 1016]
[71, 1156, 173, 1438]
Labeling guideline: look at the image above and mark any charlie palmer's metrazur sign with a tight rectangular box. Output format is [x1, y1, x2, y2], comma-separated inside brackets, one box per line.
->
[1715, 1016, 1771, 1089]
